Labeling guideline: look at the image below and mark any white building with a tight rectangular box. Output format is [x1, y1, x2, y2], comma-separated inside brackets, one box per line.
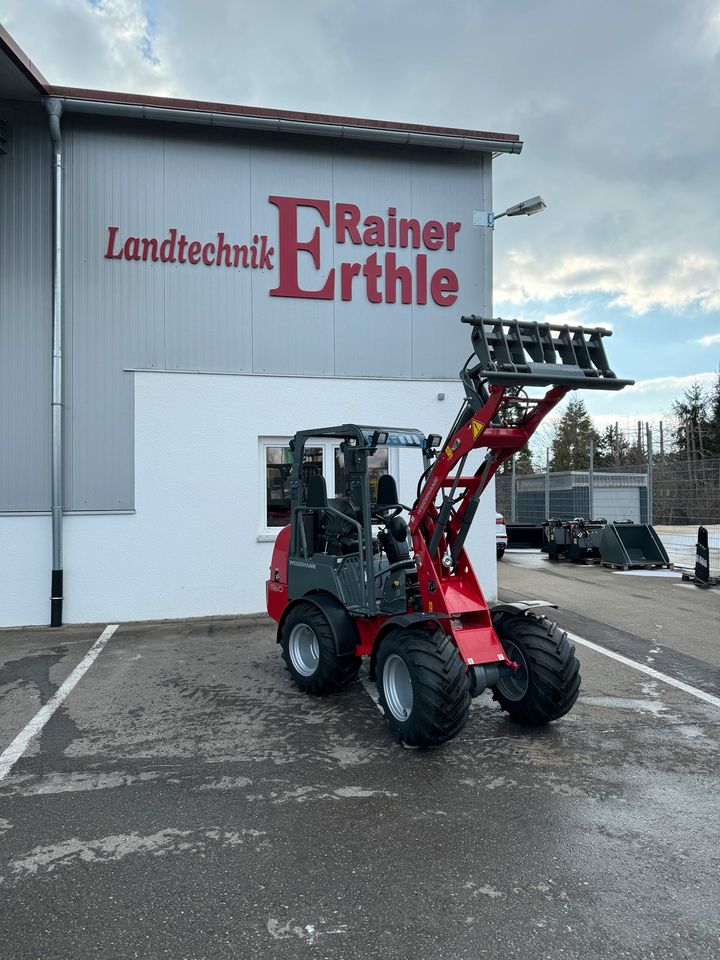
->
[0, 25, 523, 628]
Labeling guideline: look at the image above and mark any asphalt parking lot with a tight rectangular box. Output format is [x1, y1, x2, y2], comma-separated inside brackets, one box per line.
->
[1, 557, 719, 960]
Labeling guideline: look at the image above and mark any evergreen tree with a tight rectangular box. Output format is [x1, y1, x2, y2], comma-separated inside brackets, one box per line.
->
[550, 397, 600, 470]
[515, 445, 535, 474]
[595, 425, 631, 467]
[672, 381, 711, 459]
[707, 369, 720, 458]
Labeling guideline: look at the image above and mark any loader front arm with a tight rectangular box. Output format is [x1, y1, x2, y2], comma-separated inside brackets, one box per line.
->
[407, 316, 633, 668]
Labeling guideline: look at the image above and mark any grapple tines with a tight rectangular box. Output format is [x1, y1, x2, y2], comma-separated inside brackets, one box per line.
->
[462, 316, 634, 390]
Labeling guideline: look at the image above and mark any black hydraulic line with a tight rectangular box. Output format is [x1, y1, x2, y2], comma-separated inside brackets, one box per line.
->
[427, 454, 467, 558]
[450, 452, 497, 566]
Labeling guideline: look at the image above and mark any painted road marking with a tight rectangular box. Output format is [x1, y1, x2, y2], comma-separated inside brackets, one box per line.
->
[0, 624, 119, 781]
[566, 630, 720, 709]
[360, 677, 383, 714]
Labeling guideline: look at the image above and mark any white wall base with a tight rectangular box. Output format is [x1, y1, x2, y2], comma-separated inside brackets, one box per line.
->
[0, 516, 51, 627]
[1, 372, 497, 628]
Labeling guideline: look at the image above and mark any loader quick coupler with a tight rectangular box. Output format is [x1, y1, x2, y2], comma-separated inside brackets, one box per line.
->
[267, 316, 633, 747]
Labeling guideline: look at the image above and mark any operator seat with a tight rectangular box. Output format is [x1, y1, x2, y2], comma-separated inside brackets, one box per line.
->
[306, 475, 359, 555]
[375, 475, 411, 564]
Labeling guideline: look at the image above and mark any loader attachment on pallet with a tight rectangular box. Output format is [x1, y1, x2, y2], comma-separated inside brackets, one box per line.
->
[462, 316, 634, 390]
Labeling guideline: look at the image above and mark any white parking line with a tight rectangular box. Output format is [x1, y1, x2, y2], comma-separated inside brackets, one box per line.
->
[0, 624, 118, 781]
[566, 630, 720, 709]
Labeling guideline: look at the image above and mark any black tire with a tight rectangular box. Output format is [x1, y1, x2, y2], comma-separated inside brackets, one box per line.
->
[280, 603, 360, 694]
[491, 614, 580, 724]
[496, 545, 506, 560]
[376, 628, 470, 747]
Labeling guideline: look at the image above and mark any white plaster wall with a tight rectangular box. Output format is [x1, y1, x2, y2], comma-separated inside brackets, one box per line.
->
[0, 516, 51, 627]
[2, 372, 498, 626]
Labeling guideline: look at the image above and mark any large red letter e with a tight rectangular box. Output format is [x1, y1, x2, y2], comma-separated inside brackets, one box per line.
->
[268, 196, 334, 300]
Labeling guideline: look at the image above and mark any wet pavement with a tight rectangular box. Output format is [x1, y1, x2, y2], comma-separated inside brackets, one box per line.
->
[1, 569, 719, 959]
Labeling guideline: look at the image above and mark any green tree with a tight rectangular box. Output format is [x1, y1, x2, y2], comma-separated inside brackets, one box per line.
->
[707, 369, 720, 458]
[672, 381, 711, 459]
[550, 397, 600, 470]
[515, 445, 535, 474]
[595, 425, 631, 467]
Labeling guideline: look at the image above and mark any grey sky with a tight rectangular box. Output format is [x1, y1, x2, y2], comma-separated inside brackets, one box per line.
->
[2, 0, 719, 429]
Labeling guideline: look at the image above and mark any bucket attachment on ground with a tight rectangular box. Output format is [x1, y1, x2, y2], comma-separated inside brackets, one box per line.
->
[462, 316, 634, 390]
[599, 523, 670, 569]
[543, 518, 606, 562]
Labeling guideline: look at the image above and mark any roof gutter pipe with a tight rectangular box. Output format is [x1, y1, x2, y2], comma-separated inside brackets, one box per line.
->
[45, 97, 64, 627]
[55, 98, 523, 154]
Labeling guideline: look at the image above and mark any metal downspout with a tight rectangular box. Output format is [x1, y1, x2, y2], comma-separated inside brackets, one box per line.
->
[45, 98, 64, 627]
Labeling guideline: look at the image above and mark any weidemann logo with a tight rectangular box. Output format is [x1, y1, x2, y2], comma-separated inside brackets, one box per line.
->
[105, 194, 463, 306]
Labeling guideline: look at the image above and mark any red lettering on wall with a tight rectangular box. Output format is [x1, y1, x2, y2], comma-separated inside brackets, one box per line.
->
[160, 229, 177, 263]
[415, 253, 427, 305]
[216, 232, 232, 266]
[430, 268, 459, 306]
[269, 195, 335, 300]
[341, 262, 362, 301]
[446, 221, 461, 251]
[422, 220, 445, 251]
[124, 237, 141, 261]
[105, 226, 122, 259]
[187, 241, 202, 264]
[202, 242, 215, 266]
[384, 253, 412, 304]
[336, 203, 362, 244]
[362, 216, 384, 246]
[363, 253, 382, 304]
[141, 238, 159, 262]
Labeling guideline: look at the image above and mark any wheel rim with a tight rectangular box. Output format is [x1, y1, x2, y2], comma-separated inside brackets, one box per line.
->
[383, 653, 414, 721]
[288, 623, 320, 677]
[496, 640, 530, 701]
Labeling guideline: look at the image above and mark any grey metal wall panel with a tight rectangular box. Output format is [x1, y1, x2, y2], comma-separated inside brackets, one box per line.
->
[20, 116, 493, 512]
[162, 132, 253, 373]
[64, 120, 165, 509]
[0, 105, 51, 512]
[249, 140, 335, 376]
[409, 151, 490, 378]
[332, 149, 414, 378]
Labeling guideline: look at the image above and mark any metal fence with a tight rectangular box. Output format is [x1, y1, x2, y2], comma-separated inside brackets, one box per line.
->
[496, 456, 720, 573]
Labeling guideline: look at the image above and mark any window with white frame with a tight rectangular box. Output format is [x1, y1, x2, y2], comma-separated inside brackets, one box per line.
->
[260, 437, 393, 536]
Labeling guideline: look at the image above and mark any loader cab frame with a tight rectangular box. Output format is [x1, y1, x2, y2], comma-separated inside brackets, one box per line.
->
[287, 425, 435, 616]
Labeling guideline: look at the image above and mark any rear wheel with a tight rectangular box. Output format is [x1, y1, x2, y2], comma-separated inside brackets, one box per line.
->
[496, 545, 506, 560]
[280, 603, 360, 694]
[492, 614, 580, 724]
[376, 628, 470, 747]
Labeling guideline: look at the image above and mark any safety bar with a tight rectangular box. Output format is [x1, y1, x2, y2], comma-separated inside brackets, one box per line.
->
[462, 316, 634, 390]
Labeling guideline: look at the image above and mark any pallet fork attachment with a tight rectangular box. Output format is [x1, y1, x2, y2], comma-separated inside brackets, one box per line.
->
[463, 316, 634, 391]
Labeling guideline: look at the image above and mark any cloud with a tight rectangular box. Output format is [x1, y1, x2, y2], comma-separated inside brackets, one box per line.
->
[1, 0, 173, 95]
[495, 250, 720, 315]
[623, 372, 717, 395]
[697, 332, 720, 348]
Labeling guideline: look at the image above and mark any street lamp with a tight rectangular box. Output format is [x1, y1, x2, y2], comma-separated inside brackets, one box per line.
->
[475, 195, 547, 228]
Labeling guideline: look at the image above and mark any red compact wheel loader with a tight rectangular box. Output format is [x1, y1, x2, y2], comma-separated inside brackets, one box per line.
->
[267, 316, 633, 746]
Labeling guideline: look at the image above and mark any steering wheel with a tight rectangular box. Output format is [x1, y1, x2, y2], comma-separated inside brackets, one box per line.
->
[372, 503, 406, 522]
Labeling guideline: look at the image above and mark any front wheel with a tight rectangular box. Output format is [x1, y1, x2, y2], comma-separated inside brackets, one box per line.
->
[492, 614, 580, 724]
[376, 628, 470, 747]
[280, 603, 360, 694]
